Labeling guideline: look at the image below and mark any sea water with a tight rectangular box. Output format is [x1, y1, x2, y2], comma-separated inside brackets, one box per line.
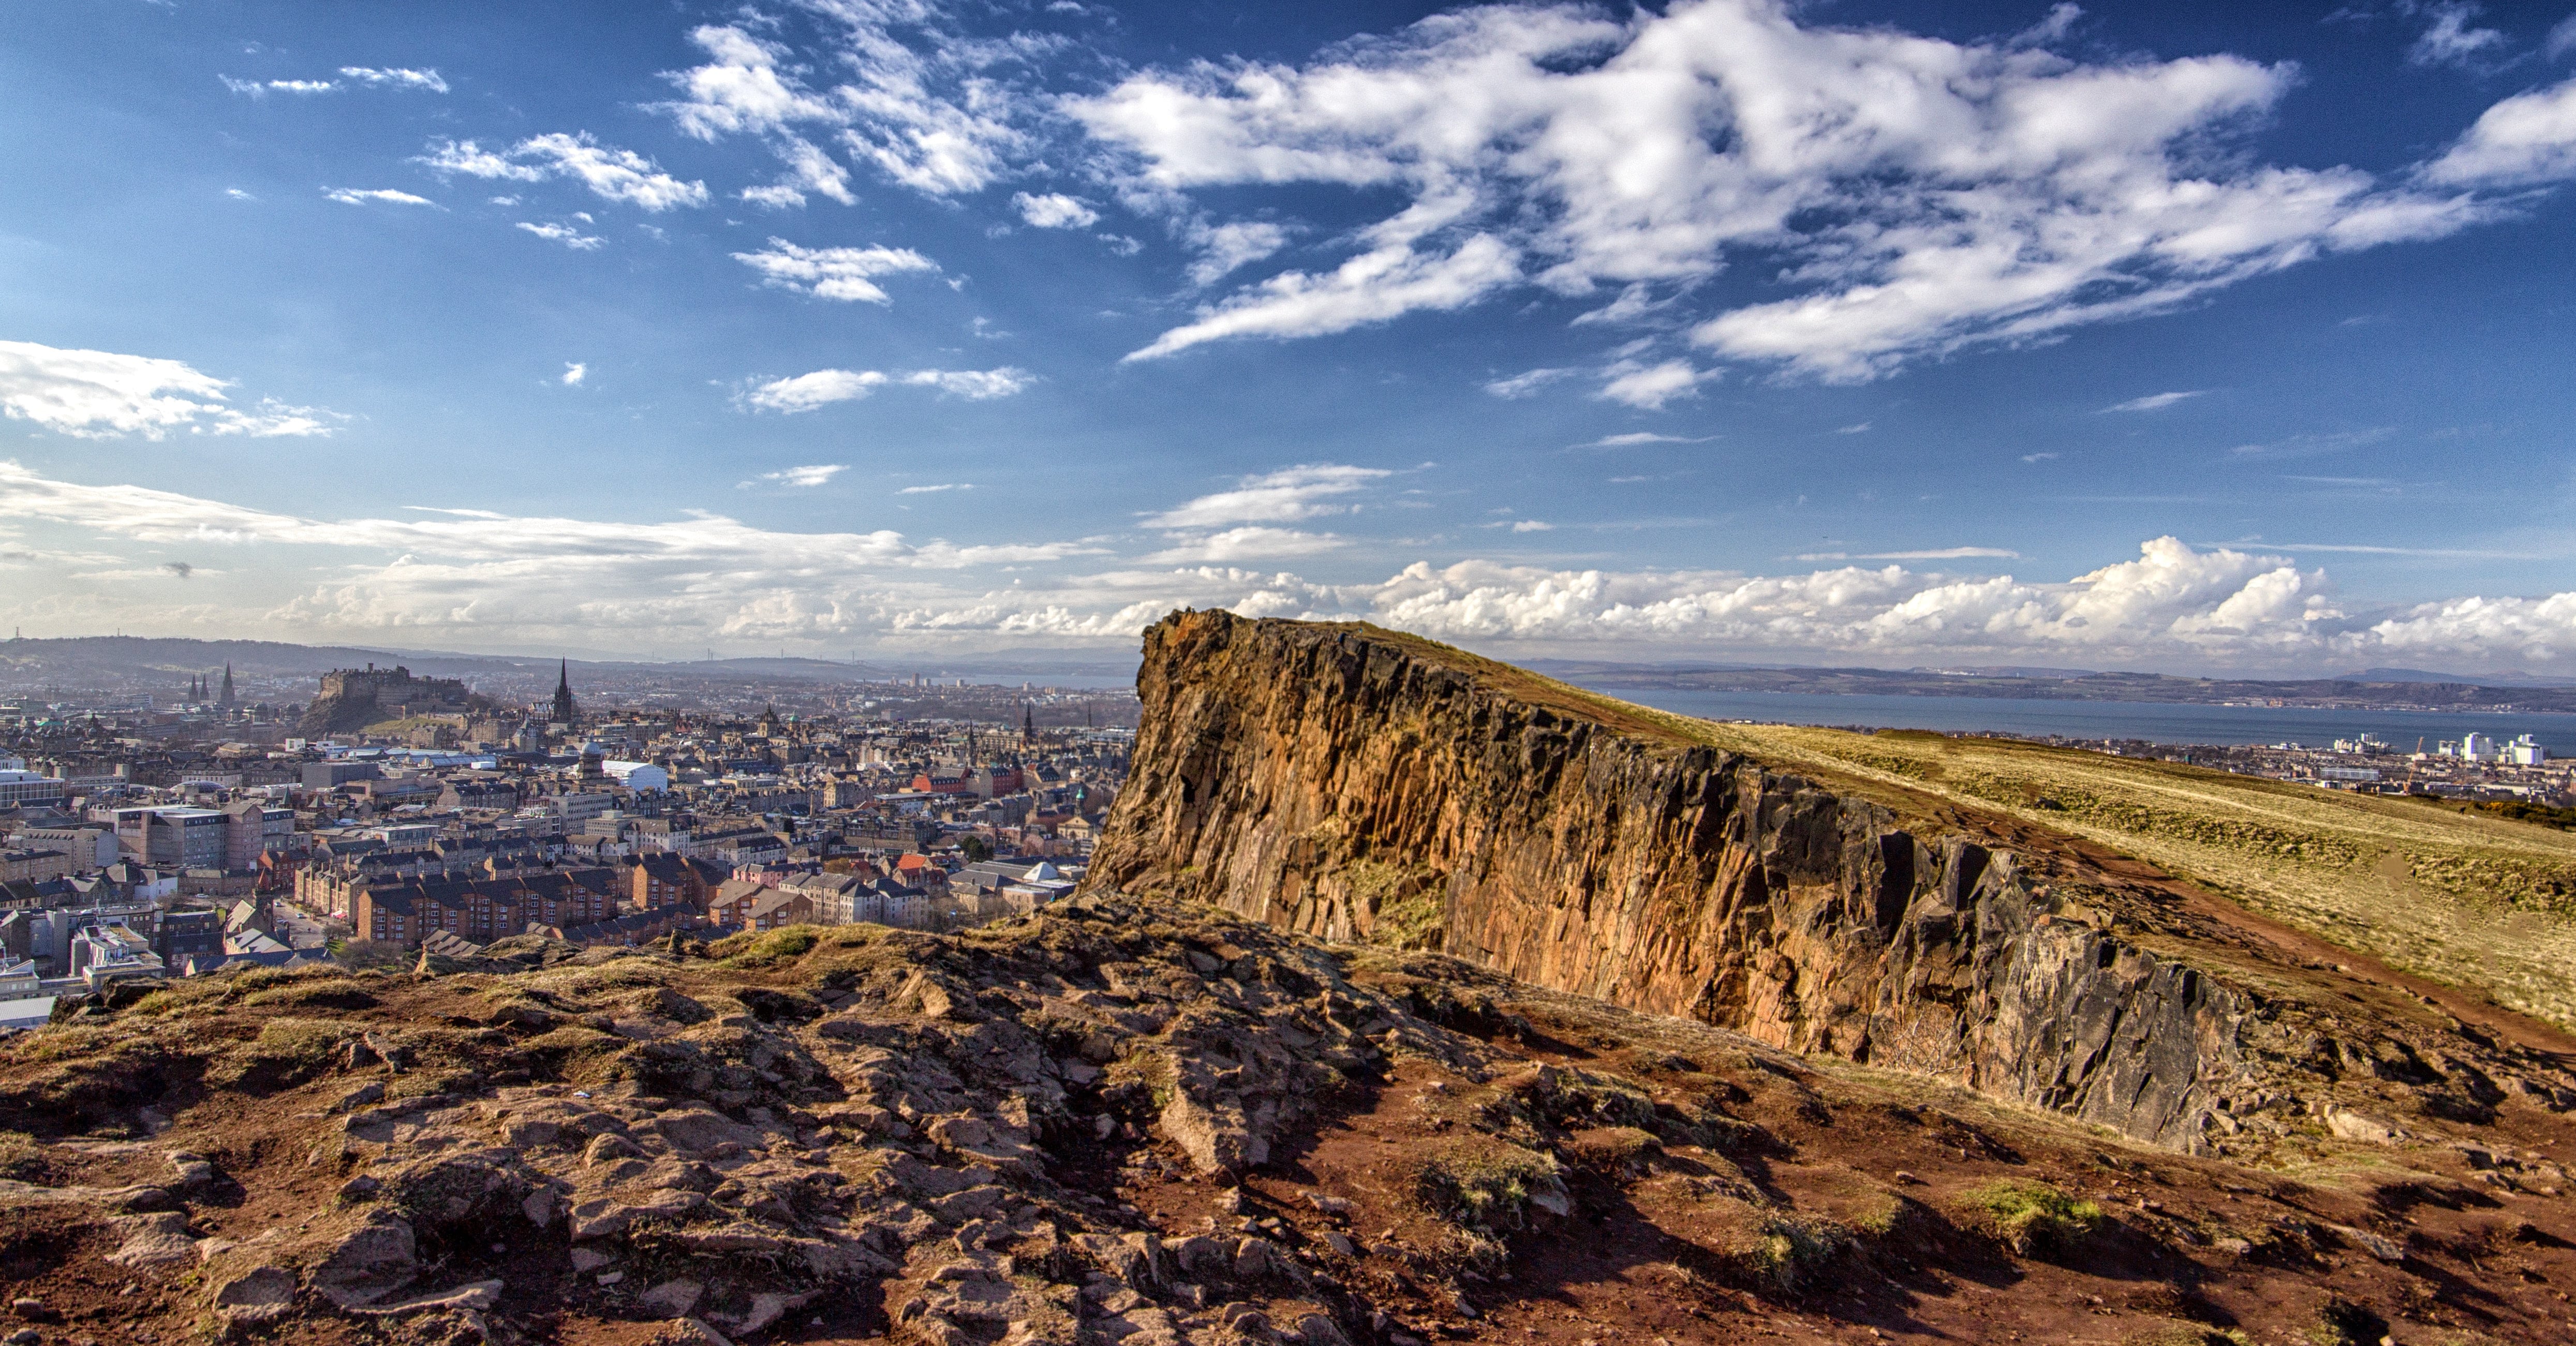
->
[1567, 686, 2576, 757]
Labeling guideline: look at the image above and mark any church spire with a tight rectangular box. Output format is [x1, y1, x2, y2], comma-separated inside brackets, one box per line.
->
[550, 658, 580, 727]
[218, 662, 236, 709]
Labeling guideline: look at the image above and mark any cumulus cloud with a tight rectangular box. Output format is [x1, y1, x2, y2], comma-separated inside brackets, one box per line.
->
[745, 369, 887, 413]
[741, 464, 848, 489]
[418, 134, 708, 211]
[2104, 390, 2204, 412]
[0, 339, 339, 439]
[2421, 76, 2576, 187]
[325, 187, 438, 207]
[560, 362, 587, 387]
[515, 221, 603, 250]
[1598, 359, 1710, 410]
[8, 456, 2574, 666]
[339, 67, 448, 92]
[1071, 0, 2560, 377]
[731, 238, 939, 303]
[1139, 463, 1391, 529]
[1014, 192, 1099, 228]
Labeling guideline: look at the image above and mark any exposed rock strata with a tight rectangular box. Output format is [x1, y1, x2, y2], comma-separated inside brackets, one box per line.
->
[1085, 612, 2568, 1154]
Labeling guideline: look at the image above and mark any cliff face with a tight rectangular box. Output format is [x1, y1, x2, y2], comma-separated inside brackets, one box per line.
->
[1085, 613, 2538, 1154]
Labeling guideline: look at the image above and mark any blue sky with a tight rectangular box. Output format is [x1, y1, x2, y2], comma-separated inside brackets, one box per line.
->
[5, 0, 2576, 673]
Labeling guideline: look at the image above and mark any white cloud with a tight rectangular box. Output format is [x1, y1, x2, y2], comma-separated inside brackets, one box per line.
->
[417, 134, 708, 211]
[1793, 546, 2021, 561]
[2552, 14, 2576, 61]
[225, 188, 256, 201]
[1072, 1, 2556, 377]
[1185, 220, 1289, 285]
[741, 464, 848, 489]
[419, 140, 544, 182]
[1125, 233, 1519, 360]
[1598, 359, 1709, 410]
[561, 363, 587, 387]
[339, 67, 448, 92]
[2225, 427, 2395, 459]
[650, 13, 1034, 199]
[731, 238, 939, 303]
[2103, 390, 2204, 412]
[2408, 3, 2509, 69]
[0, 339, 339, 440]
[221, 77, 336, 96]
[1014, 192, 1099, 228]
[1142, 464, 1391, 529]
[899, 367, 1036, 399]
[742, 366, 1029, 412]
[1574, 431, 1719, 449]
[1509, 519, 1553, 532]
[9, 453, 2574, 667]
[2422, 75, 2576, 187]
[1484, 367, 1573, 398]
[1834, 422, 1871, 435]
[1143, 526, 1346, 563]
[745, 369, 887, 413]
[516, 221, 603, 250]
[898, 483, 974, 494]
[325, 187, 438, 207]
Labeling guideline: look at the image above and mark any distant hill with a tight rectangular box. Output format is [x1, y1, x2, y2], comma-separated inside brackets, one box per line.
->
[0, 634, 1139, 695]
[2338, 667, 2576, 688]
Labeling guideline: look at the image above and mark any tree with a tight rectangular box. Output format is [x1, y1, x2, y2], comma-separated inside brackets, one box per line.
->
[959, 834, 994, 863]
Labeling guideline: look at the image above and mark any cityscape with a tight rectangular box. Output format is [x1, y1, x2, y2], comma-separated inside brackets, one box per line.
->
[0, 658, 1139, 1003]
[8, 1, 2576, 1343]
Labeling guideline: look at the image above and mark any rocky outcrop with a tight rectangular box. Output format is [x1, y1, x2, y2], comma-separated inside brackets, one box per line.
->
[1086, 613, 2401, 1153]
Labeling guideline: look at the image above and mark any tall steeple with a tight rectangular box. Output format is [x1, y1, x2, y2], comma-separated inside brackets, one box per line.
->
[217, 662, 236, 710]
[550, 659, 580, 727]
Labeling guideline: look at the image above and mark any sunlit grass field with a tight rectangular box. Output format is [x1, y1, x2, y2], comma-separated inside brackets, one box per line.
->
[1353, 624, 2576, 1032]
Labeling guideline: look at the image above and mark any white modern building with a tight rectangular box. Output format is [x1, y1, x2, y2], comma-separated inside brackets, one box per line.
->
[600, 760, 670, 792]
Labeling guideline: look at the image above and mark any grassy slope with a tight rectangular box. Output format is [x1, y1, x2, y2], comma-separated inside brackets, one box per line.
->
[1349, 624, 2576, 1030]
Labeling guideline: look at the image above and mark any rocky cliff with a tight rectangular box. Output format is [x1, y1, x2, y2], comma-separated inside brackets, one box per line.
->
[1087, 612, 2576, 1158]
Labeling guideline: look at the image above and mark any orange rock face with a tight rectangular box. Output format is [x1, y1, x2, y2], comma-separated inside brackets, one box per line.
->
[1087, 611, 2576, 1156]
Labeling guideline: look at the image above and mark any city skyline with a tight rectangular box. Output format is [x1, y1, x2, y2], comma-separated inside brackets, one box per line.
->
[6, 1, 2576, 673]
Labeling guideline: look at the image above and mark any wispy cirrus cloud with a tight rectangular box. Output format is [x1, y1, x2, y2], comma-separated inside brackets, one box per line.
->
[739, 464, 847, 490]
[325, 187, 438, 208]
[1793, 546, 2021, 561]
[1572, 431, 1719, 449]
[2104, 390, 2205, 412]
[339, 66, 448, 92]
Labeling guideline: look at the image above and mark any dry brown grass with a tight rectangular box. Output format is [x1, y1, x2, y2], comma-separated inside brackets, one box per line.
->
[1352, 624, 2576, 1032]
[1657, 721, 2576, 1031]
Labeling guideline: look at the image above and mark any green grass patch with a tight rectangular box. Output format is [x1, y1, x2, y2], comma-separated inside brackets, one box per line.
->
[1958, 1178, 2104, 1256]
